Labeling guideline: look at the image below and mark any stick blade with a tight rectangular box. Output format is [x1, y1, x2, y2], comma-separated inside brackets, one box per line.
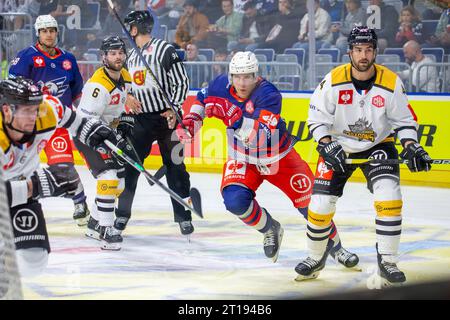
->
[189, 188, 203, 219]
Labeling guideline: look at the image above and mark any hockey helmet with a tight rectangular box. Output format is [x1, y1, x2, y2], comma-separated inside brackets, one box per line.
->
[229, 51, 259, 75]
[0, 77, 43, 107]
[348, 26, 378, 49]
[34, 15, 59, 36]
[124, 10, 154, 35]
[100, 36, 127, 55]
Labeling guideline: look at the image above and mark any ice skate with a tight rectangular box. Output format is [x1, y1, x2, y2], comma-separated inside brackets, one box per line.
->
[100, 226, 123, 251]
[377, 244, 406, 287]
[263, 219, 284, 263]
[331, 247, 361, 271]
[85, 216, 101, 241]
[179, 221, 194, 242]
[73, 202, 90, 227]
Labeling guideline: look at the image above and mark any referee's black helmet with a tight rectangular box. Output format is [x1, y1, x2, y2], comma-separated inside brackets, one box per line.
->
[124, 10, 154, 35]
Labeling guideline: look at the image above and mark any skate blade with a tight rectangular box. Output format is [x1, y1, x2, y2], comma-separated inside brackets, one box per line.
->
[271, 227, 284, 263]
[294, 271, 320, 282]
[101, 242, 122, 251]
[379, 275, 405, 288]
[85, 231, 100, 241]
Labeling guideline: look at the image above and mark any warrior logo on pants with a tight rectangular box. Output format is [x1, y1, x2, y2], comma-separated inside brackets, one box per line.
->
[13, 208, 39, 233]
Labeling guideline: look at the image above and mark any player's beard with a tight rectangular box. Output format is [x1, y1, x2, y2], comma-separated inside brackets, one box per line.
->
[105, 58, 124, 72]
[352, 57, 375, 72]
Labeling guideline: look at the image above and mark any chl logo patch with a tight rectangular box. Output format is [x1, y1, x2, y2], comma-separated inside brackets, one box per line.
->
[62, 59, 72, 70]
[52, 137, 68, 153]
[13, 208, 38, 233]
[372, 95, 385, 108]
[245, 100, 254, 114]
[290, 173, 312, 194]
[338, 90, 353, 105]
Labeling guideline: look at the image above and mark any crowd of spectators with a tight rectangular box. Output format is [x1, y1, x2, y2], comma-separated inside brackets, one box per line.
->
[1, 0, 449, 91]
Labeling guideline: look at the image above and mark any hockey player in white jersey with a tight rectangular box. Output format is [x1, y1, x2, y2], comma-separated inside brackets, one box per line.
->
[295, 26, 432, 285]
[74, 36, 133, 250]
[0, 77, 126, 277]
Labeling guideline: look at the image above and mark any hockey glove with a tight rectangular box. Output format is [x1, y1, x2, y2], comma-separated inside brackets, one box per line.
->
[400, 142, 432, 172]
[116, 113, 135, 138]
[317, 140, 348, 174]
[77, 118, 118, 154]
[30, 164, 79, 200]
[176, 112, 203, 143]
[204, 97, 243, 127]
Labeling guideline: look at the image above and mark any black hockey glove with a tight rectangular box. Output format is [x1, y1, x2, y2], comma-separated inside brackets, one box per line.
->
[30, 164, 79, 200]
[317, 140, 348, 174]
[399, 142, 432, 172]
[110, 136, 134, 166]
[77, 118, 118, 154]
[116, 113, 135, 138]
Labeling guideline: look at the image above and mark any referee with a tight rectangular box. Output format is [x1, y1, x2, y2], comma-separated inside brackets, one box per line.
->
[115, 10, 194, 236]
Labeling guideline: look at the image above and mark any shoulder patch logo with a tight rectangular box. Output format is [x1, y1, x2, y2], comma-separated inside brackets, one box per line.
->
[245, 100, 254, 114]
[372, 95, 385, 108]
[62, 59, 72, 70]
[338, 90, 353, 105]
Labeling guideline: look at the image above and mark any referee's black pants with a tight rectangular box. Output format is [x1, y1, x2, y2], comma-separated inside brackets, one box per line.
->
[116, 112, 191, 223]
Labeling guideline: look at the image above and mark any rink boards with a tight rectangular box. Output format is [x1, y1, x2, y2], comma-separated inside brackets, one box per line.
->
[40, 92, 450, 188]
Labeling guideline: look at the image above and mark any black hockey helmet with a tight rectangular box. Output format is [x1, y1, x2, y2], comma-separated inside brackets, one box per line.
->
[100, 36, 127, 55]
[124, 10, 154, 35]
[348, 26, 378, 49]
[0, 77, 43, 107]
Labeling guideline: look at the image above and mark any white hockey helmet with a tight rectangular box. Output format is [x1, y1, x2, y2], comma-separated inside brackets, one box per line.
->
[229, 51, 259, 75]
[34, 15, 58, 36]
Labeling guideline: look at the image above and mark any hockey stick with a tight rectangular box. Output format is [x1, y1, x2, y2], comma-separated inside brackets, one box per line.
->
[105, 140, 203, 218]
[106, 0, 190, 137]
[344, 158, 450, 165]
[124, 136, 166, 186]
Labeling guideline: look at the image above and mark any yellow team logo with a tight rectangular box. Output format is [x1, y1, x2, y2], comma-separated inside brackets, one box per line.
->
[133, 70, 146, 86]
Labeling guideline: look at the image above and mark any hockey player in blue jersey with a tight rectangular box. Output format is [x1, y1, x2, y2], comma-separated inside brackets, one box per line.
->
[177, 51, 359, 267]
[8, 15, 90, 227]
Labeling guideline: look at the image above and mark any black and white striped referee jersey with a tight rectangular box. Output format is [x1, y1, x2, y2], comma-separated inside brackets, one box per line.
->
[127, 38, 189, 113]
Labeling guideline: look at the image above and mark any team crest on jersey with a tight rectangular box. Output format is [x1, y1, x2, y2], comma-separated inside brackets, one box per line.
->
[133, 70, 146, 86]
[110, 93, 121, 105]
[372, 95, 385, 108]
[338, 90, 353, 105]
[343, 117, 377, 142]
[245, 100, 254, 114]
[290, 173, 312, 194]
[62, 59, 72, 70]
[37, 139, 48, 154]
[38, 76, 69, 98]
[224, 160, 246, 176]
[33, 56, 46, 68]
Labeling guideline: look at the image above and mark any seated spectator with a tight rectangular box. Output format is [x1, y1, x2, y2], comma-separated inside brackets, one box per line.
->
[157, 0, 186, 30]
[293, 0, 332, 52]
[39, 0, 72, 19]
[207, 0, 243, 50]
[175, 0, 209, 49]
[399, 40, 439, 92]
[425, 8, 450, 51]
[320, 0, 345, 22]
[228, 0, 273, 52]
[262, 0, 300, 53]
[367, 0, 399, 51]
[185, 43, 209, 88]
[394, 6, 423, 47]
[334, 0, 367, 56]
[212, 47, 228, 78]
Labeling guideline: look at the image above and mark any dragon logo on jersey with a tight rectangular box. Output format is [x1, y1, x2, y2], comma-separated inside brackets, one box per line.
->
[37, 76, 69, 98]
[343, 117, 377, 142]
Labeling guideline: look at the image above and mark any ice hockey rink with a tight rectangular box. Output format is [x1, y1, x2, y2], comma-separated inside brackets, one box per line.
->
[21, 165, 450, 300]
